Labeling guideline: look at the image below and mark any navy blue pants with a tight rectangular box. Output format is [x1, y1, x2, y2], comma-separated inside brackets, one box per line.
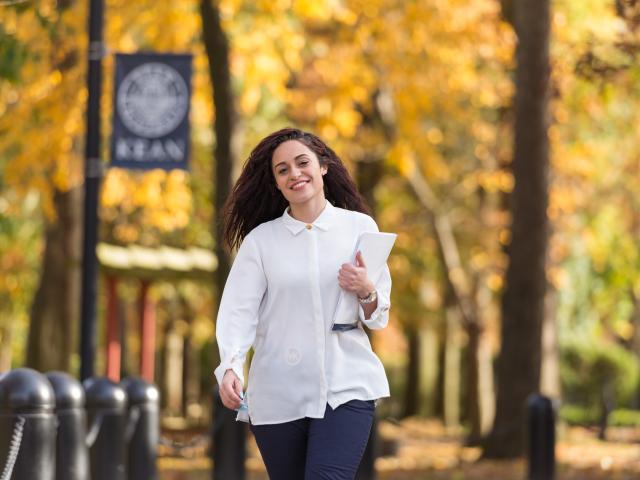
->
[250, 400, 375, 480]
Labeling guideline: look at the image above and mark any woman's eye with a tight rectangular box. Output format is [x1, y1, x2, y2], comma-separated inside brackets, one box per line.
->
[299, 160, 309, 165]
[278, 169, 287, 175]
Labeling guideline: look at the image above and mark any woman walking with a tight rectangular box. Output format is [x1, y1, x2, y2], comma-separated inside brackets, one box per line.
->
[214, 127, 392, 479]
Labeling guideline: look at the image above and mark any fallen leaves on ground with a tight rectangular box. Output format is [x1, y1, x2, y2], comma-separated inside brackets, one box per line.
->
[159, 418, 640, 479]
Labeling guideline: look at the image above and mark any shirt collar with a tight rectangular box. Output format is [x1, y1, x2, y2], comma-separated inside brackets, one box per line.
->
[282, 201, 335, 235]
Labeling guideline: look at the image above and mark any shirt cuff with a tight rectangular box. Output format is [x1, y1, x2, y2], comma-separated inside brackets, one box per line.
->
[214, 355, 245, 388]
[358, 294, 390, 329]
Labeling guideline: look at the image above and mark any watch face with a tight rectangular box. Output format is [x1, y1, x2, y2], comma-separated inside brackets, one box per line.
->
[359, 291, 377, 303]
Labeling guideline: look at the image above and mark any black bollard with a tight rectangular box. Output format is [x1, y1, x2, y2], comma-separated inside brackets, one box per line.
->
[0, 368, 56, 480]
[84, 377, 128, 480]
[46, 371, 90, 480]
[528, 394, 555, 480]
[355, 416, 378, 480]
[211, 386, 246, 480]
[121, 377, 160, 480]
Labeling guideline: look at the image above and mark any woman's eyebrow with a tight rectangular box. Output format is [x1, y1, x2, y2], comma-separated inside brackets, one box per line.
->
[274, 153, 309, 169]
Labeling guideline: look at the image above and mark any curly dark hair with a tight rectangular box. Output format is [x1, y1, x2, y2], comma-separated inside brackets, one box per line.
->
[223, 127, 369, 250]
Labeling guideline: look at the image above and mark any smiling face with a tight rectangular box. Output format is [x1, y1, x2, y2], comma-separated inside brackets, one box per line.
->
[272, 140, 328, 207]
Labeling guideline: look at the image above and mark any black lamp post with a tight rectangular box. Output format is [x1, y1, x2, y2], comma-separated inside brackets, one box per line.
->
[80, 0, 104, 381]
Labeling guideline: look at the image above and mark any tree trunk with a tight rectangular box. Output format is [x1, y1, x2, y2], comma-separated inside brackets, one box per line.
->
[443, 292, 461, 430]
[466, 322, 482, 442]
[405, 171, 487, 418]
[199, 0, 234, 300]
[158, 302, 169, 410]
[466, 281, 495, 444]
[465, 322, 496, 444]
[200, 0, 236, 372]
[540, 286, 560, 398]
[0, 326, 12, 371]
[478, 329, 496, 435]
[418, 324, 440, 416]
[356, 158, 384, 215]
[630, 289, 640, 408]
[26, 187, 82, 372]
[181, 296, 201, 419]
[26, 0, 82, 374]
[483, 0, 551, 458]
[165, 324, 184, 414]
[402, 322, 441, 418]
[403, 325, 420, 417]
[182, 322, 192, 418]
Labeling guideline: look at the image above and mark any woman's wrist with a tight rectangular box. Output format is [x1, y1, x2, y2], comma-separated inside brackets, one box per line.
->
[357, 282, 376, 299]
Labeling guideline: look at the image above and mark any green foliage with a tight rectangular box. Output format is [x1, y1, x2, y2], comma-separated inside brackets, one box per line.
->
[559, 406, 640, 427]
[608, 408, 640, 427]
[0, 26, 28, 83]
[558, 404, 599, 425]
[0, 190, 42, 366]
[560, 338, 639, 409]
[552, 0, 640, 354]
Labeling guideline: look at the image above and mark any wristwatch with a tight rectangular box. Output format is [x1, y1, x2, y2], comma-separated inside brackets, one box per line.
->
[358, 290, 377, 304]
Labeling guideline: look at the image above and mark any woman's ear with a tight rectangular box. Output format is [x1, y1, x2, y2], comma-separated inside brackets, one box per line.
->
[321, 166, 328, 176]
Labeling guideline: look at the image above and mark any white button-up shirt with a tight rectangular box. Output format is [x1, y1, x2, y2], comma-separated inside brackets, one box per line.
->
[214, 201, 391, 425]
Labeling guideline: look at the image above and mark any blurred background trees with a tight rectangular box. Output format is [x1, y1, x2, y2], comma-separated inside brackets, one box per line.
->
[483, 0, 551, 458]
[2, 0, 640, 457]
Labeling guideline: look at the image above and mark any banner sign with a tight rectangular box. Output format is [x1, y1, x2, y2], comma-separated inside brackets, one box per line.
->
[111, 53, 192, 170]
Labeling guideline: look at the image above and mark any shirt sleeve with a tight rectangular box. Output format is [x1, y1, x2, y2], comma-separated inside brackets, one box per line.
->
[214, 234, 267, 387]
[357, 215, 392, 330]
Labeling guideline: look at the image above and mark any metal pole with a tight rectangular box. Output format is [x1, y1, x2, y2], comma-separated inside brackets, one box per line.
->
[80, 0, 105, 381]
[528, 394, 555, 480]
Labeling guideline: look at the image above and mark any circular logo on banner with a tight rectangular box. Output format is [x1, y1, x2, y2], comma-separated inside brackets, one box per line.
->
[117, 62, 189, 138]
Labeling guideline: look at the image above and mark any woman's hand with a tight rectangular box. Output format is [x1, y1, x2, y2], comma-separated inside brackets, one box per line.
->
[338, 251, 375, 298]
[220, 369, 243, 410]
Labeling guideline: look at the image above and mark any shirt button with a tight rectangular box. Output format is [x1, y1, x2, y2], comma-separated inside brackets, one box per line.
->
[306, 224, 312, 230]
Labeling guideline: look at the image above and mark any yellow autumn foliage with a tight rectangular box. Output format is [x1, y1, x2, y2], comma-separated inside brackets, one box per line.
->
[3, 0, 640, 341]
